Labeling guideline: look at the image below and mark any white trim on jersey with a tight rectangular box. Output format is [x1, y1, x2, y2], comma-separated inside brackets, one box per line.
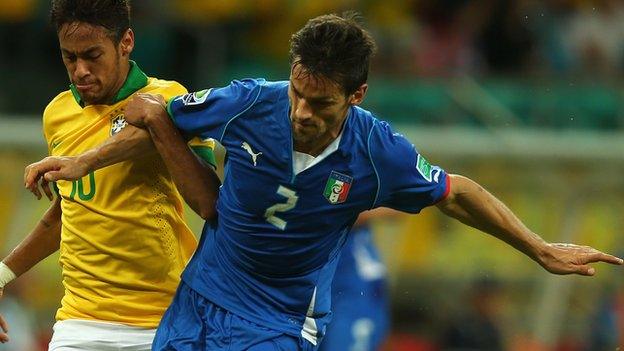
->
[48, 319, 156, 351]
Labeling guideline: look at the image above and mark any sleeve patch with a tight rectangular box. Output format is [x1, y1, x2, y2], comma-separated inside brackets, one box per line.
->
[188, 137, 217, 168]
[181, 88, 212, 106]
[416, 154, 433, 182]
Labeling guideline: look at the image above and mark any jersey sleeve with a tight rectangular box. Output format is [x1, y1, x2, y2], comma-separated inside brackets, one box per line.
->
[369, 121, 450, 213]
[166, 78, 264, 141]
[43, 112, 52, 155]
[188, 137, 217, 169]
[160, 81, 188, 101]
[42, 93, 64, 155]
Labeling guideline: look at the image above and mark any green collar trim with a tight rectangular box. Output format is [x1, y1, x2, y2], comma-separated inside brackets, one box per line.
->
[70, 60, 148, 106]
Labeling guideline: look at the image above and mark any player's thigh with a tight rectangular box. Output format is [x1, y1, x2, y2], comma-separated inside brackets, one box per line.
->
[153, 282, 212, 351]
[228, 312, 317, 351]
[247, 334, 317, 351]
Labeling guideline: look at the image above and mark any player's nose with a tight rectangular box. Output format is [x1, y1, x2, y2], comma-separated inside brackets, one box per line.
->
[74, 59, 91, 80]
[293, 99, 313, 120]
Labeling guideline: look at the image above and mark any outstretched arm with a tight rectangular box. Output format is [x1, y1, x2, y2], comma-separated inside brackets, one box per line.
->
[0, 196, 62, 343]
[3, 196, 62, 277]
[436, 174, 622, 275]
[24, 124, 154, 198]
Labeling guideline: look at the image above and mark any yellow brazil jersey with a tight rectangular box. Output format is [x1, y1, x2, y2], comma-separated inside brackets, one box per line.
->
[43, 61, 200, 328]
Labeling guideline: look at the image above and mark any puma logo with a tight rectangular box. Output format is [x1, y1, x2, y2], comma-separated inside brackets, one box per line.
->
[241, 141, 262, 166]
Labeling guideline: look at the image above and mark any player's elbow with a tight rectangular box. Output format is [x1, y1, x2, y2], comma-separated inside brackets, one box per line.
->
[199, 209, 216, 221]
[196, 200, 217, 221]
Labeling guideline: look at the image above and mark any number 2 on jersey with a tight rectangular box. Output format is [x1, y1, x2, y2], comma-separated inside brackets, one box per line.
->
[264, 185, 298, 230]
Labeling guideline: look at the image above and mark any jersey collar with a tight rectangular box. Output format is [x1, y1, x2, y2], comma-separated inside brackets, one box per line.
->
[69, 60, 148, 106]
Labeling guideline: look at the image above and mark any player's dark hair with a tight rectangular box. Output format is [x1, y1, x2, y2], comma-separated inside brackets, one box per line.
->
[50, 0, 131, 43]
[289, 12, 377, 95]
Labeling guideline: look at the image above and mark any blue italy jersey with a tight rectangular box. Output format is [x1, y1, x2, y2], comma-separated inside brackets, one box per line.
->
[167, 79, 450, 346]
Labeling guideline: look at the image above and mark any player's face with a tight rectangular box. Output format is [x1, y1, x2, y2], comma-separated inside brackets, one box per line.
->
[288, 64, 367, 154]
[58, 22, 134, 105]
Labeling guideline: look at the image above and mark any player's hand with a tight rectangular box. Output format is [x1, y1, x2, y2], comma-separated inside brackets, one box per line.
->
[0, 289, 9, 343]
[125, 93, 167, 128]
[537, 243, 623, 276]
[24, 156, 89, 199]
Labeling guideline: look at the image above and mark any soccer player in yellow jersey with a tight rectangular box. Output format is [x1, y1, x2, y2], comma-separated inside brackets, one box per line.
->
[0, 1, 219, 350]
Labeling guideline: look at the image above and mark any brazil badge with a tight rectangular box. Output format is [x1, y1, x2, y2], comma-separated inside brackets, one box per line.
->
[110, 114, 127, 136]
[323, 171, 353, 204]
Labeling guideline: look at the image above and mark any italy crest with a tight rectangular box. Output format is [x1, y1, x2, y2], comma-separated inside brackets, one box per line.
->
[323, 171, 353, 204]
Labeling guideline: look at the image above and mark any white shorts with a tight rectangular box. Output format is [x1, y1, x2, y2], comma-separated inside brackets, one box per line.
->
[48, 319, 156, 351]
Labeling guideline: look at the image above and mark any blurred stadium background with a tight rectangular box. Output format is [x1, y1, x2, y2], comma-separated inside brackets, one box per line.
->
[1, 0, 624, 350]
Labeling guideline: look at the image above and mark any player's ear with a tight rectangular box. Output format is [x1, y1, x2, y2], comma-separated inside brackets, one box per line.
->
[119, 29, 135, 57]
[348, 84, 368, 106]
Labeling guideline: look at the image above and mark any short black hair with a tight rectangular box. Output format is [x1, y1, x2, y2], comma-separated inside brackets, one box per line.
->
[50, 0, 131, 43]
[289, 12, 377, 95]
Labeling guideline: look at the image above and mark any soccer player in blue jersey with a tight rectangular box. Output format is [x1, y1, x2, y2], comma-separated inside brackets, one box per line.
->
[319, 209, 398, 351]
[25, 13, 623, 351]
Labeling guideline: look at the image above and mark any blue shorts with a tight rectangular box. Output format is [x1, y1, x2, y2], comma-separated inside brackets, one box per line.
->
[153, 282, 316, 351]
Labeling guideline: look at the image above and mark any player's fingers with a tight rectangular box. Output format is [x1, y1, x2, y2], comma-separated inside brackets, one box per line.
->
[24, 163, 42, 188]
[155, 94, 166, 104]
[44, 171, 59, 182]
[0, 314, 8, 333]
[41, 179, 54, 201]
[585, 252, 623, 265]
[44, 170, 68, 182]
[575, 265, 595, 276]
[0, 332, 8, 343]
[23, 165, 31, 186]
[28, 185, 41, 200]
[24, 159, 58, 188]
[29, 182, 42, 200]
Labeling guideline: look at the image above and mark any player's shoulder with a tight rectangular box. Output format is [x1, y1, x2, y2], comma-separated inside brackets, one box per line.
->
[143, 77, 188, 99]
[362, 112, 414, 161]
[257, 79, 288, 91]
[43, 90, 75, 122]
[225, 77, 286, 98]
[45, 90, 74, 110]
[253, 79, 288, 105]
[348, 105, 388, 143]
[211, 78, 286, 112]
[43, 90, 79, 142]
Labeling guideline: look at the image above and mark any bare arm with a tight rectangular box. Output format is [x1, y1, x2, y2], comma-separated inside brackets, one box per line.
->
[0, 192, 62, 343]
[436, 174, 622, 275]
[24, 125, 154, 197]
[78, 124, 155, 172]
[126, 93, 219, 220]
[3, 196, 62, 277]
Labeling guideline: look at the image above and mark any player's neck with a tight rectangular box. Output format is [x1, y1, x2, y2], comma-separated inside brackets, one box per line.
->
[92, 60, 131, 106]
[294, 136, 335, 157]
[108, 60, 131, 104]
[294, 116, 347, 157]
